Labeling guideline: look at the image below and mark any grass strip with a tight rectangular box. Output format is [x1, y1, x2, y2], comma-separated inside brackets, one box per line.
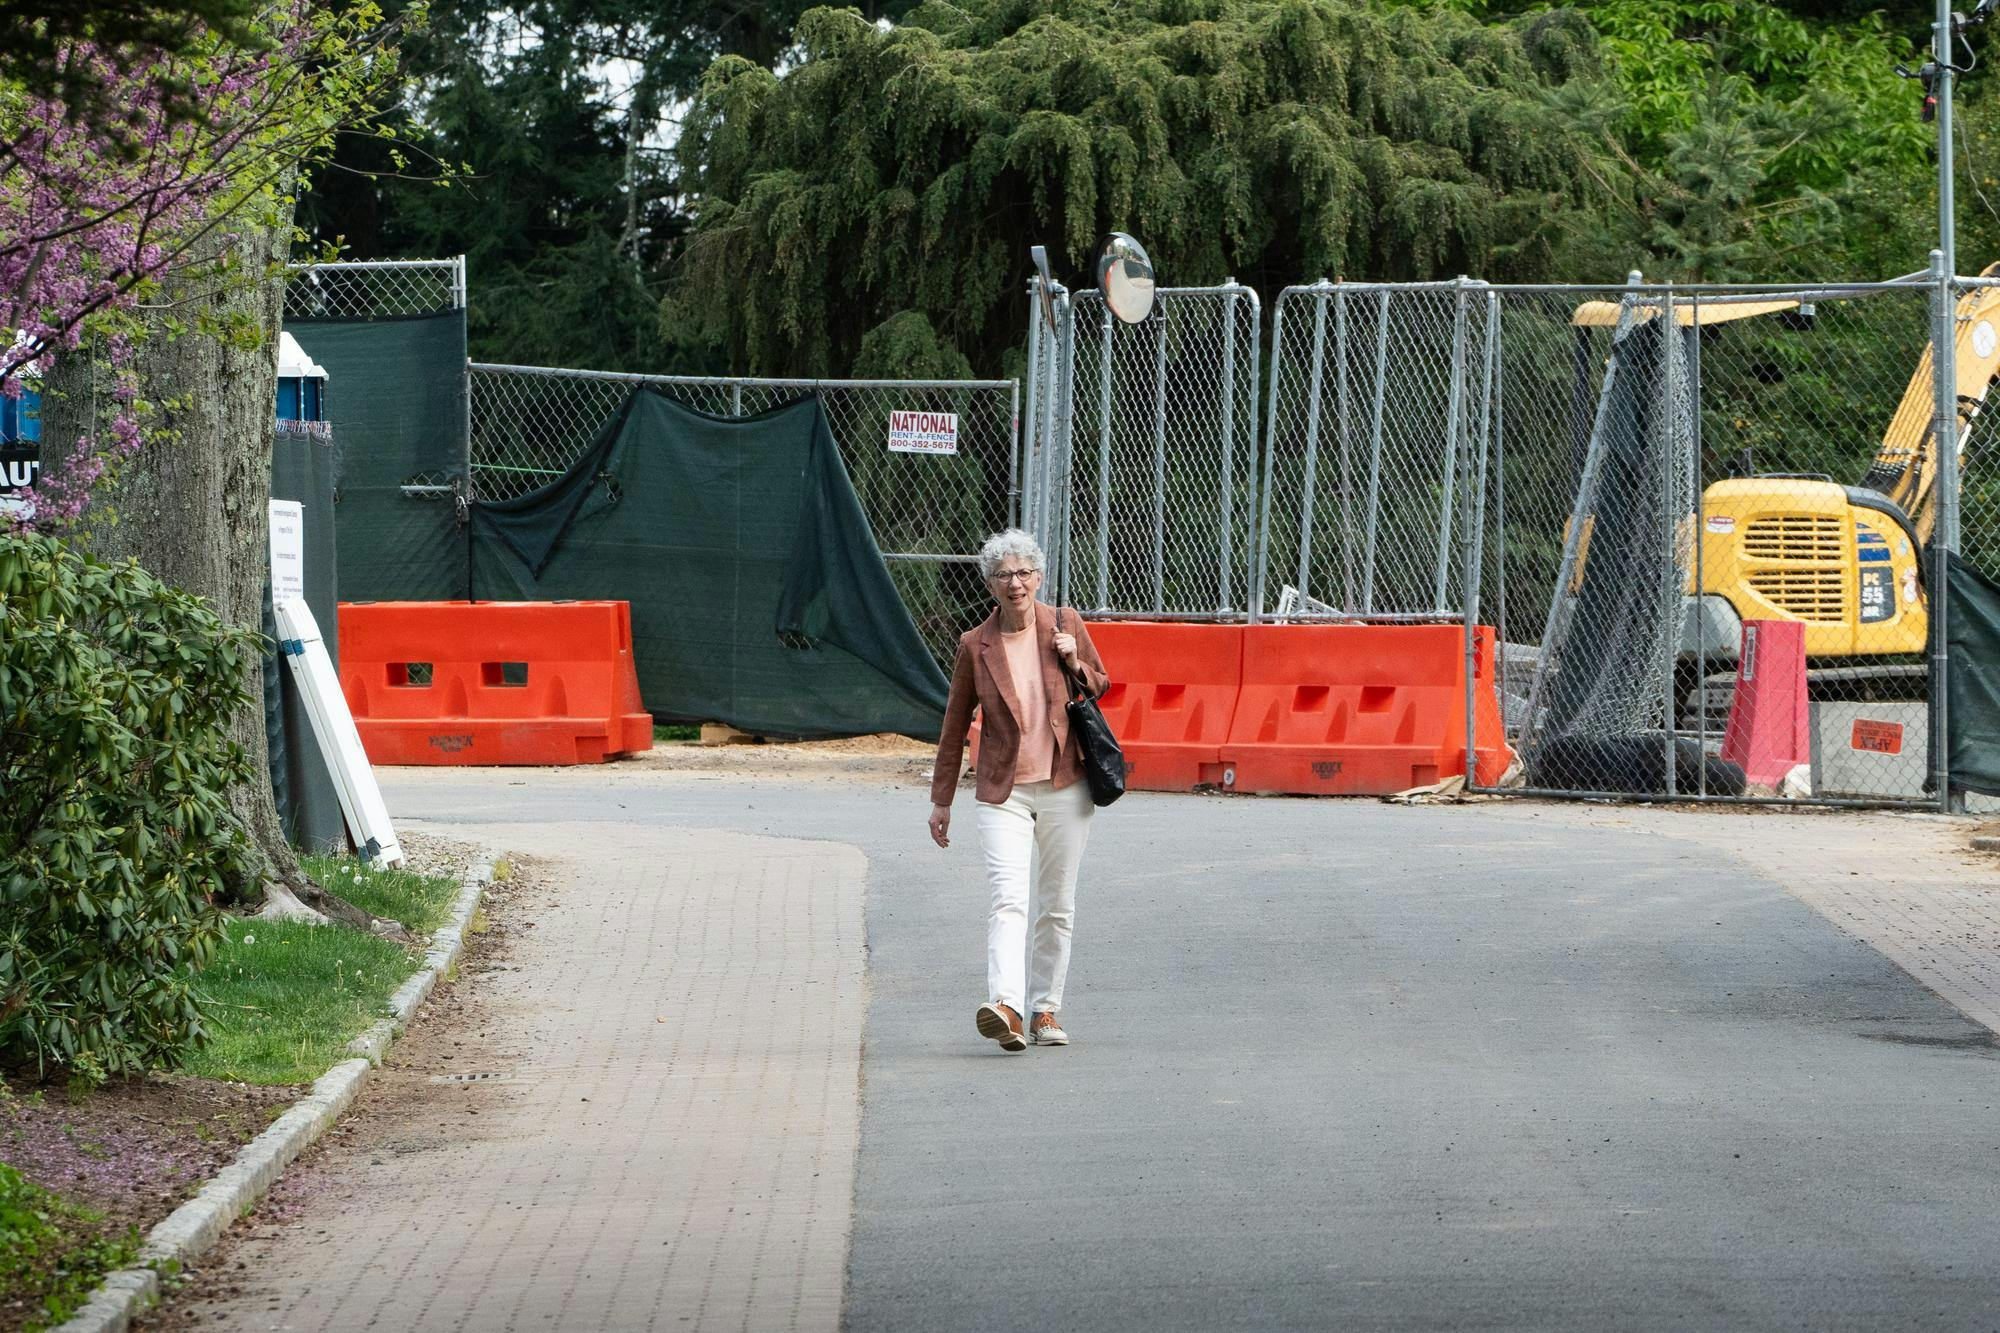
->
[0, 1161, 138, 1331]
[302, 855, 463, 935]
[177, 855, 463, 1086]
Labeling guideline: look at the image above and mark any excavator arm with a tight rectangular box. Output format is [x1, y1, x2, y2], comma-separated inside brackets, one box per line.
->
[1866, 261, 2000, 544]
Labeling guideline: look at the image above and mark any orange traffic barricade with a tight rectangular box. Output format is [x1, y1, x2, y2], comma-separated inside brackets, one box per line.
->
[1086, 621, 1243, 791]
[337, 601, 653, 765]
[1719, 619, 1810, 791]
[1221, 623, 1511, 795]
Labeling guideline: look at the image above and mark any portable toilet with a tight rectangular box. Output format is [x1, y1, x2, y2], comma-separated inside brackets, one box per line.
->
[0, 383, 37, 453]
[276, 332, 327, 422]
[1, 339, 41, 516]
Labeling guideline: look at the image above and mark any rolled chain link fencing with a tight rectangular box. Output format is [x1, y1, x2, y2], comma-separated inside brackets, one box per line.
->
[1021, 273, 1978, 809]
[1479, 282, 1943, 804]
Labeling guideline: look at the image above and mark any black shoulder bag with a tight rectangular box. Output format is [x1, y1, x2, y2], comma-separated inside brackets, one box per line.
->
[1059, 608, 1125, 807]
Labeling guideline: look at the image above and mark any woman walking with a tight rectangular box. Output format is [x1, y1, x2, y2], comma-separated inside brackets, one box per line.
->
[928, 529, 1111, 1053]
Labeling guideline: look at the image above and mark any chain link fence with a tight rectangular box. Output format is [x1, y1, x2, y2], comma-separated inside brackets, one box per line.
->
[284, 258, 469, 499]
[1016, 270, 1980, 807]
[1952, 275, 2000, 588]
[283, 258, 465, 320]
[466, 363, 1018, 671]
[1052, 285, 1263, 616]
[289, 257, 1988, 796]
[1255, 281, 1495, 622]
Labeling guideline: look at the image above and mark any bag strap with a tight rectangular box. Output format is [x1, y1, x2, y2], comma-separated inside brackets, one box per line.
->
[1056, 607, 1099, 703]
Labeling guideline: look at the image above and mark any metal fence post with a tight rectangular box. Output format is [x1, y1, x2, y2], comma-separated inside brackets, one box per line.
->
[1008, 377, 1021, 527]
[1930, 249, 1958, 810]
[1295, 284, 1332, 600]
[1464, 285, 1498, 788]
[1051, 287, 1076, 603]
[1690, 295, 1708, 797]
[1334, 286, 1354, 610]
[1241, 287, 1263, 617]
[1360, 289, 1391, 614]
[1097, 304, 1114, 610]
[1150, 304, 1169, 612]
[1435, 280, 1471, 612]
[1021, 282, 1044, 543]
[1250, 296, 1288, 623]
[1037, 284, 1068, 564]
[1218, 284, 1240, 611]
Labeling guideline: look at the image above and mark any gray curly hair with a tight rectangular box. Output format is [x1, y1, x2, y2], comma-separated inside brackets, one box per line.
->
[976, 528, 1046, 580]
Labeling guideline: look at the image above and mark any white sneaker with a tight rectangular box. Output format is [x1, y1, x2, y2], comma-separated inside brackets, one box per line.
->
[1030, 1013, 1068, 1046]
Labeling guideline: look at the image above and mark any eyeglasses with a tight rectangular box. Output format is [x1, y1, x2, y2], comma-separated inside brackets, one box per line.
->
[989, 568, 1040, 585]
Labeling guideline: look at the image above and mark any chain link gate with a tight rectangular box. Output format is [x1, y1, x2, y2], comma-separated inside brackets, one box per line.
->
[1023, 283, 1263, 616]
[284, 258, 470, 498]
[284, 257, 466, 320]
[1255, 280, 1496, 624]
[465, 363, 1018, 672]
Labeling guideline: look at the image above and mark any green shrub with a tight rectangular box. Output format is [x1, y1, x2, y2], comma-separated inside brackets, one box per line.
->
[0, 532, 260, 1076]
[0, 1161, 140, 1328]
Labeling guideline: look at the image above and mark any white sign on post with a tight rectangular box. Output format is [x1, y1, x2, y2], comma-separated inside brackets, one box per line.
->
[269, 500, 305, 601]
[887, 410, 958, 455]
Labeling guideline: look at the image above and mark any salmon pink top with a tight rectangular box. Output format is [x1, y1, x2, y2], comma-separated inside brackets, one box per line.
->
[1000, 623, 1055, 783]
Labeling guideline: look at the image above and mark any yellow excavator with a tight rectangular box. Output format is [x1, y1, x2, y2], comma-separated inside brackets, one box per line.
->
[1571, 273, 2000, 659]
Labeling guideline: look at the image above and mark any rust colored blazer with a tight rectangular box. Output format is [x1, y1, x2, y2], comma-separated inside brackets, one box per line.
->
[929, 602, 1111, 808]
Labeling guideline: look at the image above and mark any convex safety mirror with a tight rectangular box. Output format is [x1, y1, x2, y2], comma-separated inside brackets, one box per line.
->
[1097, 233, 1155, 324]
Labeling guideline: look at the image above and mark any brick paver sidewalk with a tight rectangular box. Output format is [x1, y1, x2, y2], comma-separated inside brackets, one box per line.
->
[169, 822, 863, 1332]
[1542, 805, 2000, 1035]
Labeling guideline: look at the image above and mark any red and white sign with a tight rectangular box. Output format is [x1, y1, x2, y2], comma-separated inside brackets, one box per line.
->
[887, 410, 958, 455]
[1850, 718, 1904, 755]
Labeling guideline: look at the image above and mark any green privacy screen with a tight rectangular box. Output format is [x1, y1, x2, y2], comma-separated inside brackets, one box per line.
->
[471, 388, 948, 739]
[1947, 553, 2000, 797]
[284, 312, 468, 601]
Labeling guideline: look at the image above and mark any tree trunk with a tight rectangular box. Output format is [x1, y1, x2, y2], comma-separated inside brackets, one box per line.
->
[43, 201, 396, 934]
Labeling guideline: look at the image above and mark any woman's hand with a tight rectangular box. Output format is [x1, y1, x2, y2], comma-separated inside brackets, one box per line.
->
[1052, 630, 1080, 670]
[928, 804, 952, 848]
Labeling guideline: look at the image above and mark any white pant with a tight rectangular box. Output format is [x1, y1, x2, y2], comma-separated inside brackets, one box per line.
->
[975, 779, 1094, 1015]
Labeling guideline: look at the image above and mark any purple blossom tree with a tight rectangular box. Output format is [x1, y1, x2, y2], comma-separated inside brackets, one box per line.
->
[3, 3, 401, 529]
[14, 4, 423, 924]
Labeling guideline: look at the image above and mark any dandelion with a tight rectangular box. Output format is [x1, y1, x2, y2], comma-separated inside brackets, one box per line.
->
[242, 933, 255, 945]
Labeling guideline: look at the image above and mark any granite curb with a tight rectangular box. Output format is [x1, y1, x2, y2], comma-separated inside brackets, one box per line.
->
[52, 857, 494, 1333]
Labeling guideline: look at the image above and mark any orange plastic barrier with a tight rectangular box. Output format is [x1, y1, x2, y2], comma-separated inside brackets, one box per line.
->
[1221, 623, 1512, 796]
[1720, 619, 1809, 791]
[1086, 621, 1243, 790]
[337, 601, 652, 766]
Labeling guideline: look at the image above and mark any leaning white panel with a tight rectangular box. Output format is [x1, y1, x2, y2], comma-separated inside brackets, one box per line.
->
[273, 597, 404, 867]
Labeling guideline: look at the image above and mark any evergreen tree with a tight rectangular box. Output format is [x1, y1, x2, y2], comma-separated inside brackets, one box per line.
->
[301, 0, 911, 372]
[669, 0, 1615, 378]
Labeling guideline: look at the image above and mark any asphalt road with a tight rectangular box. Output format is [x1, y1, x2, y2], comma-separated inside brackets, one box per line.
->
[383, 769, 2000, 1332]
